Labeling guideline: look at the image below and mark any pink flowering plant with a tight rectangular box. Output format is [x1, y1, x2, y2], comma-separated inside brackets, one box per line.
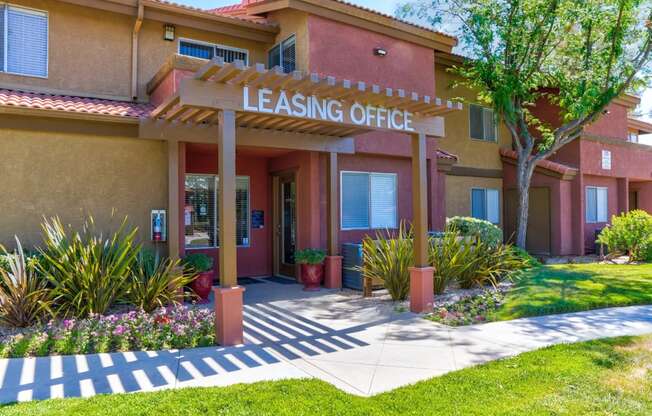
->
[0, 305, 215, 358]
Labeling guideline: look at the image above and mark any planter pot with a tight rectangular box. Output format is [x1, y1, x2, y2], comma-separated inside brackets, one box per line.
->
[191, 270, 214, 303]
[300, 263, 324, 291]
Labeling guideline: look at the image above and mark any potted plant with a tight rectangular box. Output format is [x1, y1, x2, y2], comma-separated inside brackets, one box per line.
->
[294, 248, 326, 291]
[183, 253, 214, 303]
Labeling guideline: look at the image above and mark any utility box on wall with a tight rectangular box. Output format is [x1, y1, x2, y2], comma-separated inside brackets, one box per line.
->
[151, 210, 167, 242]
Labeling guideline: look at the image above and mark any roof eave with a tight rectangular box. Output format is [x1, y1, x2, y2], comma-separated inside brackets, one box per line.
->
[244, 0, 457, 52]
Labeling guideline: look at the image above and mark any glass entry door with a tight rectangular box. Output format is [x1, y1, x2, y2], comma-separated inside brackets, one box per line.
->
[275, 173, 297, 278]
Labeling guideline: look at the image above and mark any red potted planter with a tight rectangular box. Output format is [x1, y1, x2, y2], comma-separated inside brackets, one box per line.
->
[183, 253, 215, 303]
[295, 249, 326, 291]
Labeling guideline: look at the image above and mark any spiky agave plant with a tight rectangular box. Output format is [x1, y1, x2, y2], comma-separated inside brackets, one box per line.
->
[358, 222, 413, 301]
[0, 237, 52, 327]
[38, 215, 139, 318]
[126, 249, 195, 313]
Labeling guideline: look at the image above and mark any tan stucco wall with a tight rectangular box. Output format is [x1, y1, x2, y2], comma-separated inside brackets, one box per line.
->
[0, 0, 271, 100]
[137, 20, 270, 99]
[445, 175, 504, 226]
[0, 128, 167, 249]
[266, 10, 310, 72]
[435, 64, 512, 170]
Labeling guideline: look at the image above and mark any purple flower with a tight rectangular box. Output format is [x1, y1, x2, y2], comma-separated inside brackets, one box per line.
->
[113, 325, 127, 336]
[62, 319, 75, 330]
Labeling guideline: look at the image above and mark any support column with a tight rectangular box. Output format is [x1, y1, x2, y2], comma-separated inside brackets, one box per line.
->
[325, 152, 342, 289]
[168, 139, 180, 260]
[213, 109, 244, 346]
[409, 133, 434, 313]
[617, 177, 629, 214]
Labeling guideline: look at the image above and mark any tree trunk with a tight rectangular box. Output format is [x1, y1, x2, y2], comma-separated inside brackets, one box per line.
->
[515, 158, 535, 249]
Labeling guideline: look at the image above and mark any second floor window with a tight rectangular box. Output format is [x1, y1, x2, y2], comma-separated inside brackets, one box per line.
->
[179, 39, 248, 64]
[341, 171, 397, 230]
[0, 5, 48, 77]
[469, 104, 497, 141]
[268, 35, 296, 73]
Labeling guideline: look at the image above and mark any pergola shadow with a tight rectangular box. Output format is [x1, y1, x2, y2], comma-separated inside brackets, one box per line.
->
[0, 301, 376, 404]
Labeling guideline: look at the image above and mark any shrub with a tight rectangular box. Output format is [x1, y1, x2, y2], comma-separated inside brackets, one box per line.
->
[428, 229, 480, 294]
[429, 230, 529, 292]
[597, 210, 652, 262]
[294, 249, 327, 265]
[358, 222, 413, 301]
[509, 246, 542, 268]
[0, 305, 215, 358]
[0, 238, 53, 327]
[38, 216, 140, 318]
[126, 250, 195, 313]
[182, 253, 214, 273]
[446, 216, 503, 247]
[462, 241, 528, 289]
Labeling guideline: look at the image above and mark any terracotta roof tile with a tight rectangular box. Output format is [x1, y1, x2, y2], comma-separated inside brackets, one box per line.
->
[208, 1, 457, 41]
[151, 0, 275, 26]
[500, 148, 578, 176]
[0, 89, 153, 119]
[436, 148, 458, 161]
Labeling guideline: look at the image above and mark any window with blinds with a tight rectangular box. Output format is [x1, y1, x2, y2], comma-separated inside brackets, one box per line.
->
[0, 5, 48, 77]
[471, 188, 500, 224]
[268, 35, 296, 73]
[184, 175, 250, 248]
[341, 172, 397, 230]
[179, 39, 248, 64]
[469, 104, 497, 141]
[586, 186, 608, 223]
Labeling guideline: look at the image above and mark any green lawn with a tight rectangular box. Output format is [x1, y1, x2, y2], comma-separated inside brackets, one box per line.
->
[2, 335, 651, 415]
[493, 263, 652, 321]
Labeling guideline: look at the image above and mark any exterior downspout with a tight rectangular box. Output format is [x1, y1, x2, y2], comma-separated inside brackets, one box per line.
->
[131, 0, 144, 101]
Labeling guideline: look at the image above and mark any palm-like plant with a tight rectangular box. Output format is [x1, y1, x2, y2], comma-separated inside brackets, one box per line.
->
[38, 216, 139, 318]
[127, 249, 195, 312]
[0, 238, 52, 327]
[358, 222, 414, 301]
[428, 229, 480, 294]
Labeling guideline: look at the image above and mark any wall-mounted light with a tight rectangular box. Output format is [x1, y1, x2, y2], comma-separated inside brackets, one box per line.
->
[373, 47, 387, 57]
[164, 24, 175, 41]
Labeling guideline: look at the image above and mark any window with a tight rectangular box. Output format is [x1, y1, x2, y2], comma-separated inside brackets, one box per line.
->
[0, 5, 48, 77]
[268, 35, 296, 73]
[601, 150, 612, 170]
[471, 188, 500, 224]
[179, 39, 248, 64]
[469, 104, 497, 141]
[341, 172, 397, 230]
[586, 186, 608, 223]
[628, 132, 639, 143]
[184, 174, 250, 248]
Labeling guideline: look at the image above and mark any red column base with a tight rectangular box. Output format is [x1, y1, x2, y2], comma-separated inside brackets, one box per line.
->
[324, 256, 343, 289]
[213, 286, 246, 346]
[409, 266, 434, 313]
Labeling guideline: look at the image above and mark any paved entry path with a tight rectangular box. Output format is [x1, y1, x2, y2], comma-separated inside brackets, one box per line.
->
[2, 277, 652, 403]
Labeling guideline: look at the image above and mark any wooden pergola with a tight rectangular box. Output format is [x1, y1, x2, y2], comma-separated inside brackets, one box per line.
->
[148, 56, 461, 345]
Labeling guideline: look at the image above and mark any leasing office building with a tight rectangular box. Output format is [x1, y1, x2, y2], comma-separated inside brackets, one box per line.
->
[1, 0, 651, 343]
[0, 0, 466, 342]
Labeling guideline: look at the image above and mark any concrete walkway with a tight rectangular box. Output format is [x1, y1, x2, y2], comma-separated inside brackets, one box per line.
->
[1, 277, 652, 404]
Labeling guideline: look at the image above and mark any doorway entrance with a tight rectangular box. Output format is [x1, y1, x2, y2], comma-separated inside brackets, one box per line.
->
[505, 187, 551, 255]
[629, 190, 639, 211]
[273, 172, 297, 279]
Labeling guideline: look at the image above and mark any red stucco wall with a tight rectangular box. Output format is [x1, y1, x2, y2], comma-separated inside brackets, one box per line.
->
[582, 174, 619, 252]
[502, 164, 575, 256]
[185, 145, 273, 278]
